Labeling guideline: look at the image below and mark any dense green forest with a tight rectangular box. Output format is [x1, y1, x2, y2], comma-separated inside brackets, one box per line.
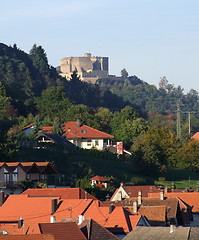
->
[1, 43, 199, 194]
[97, 75, 199, 114]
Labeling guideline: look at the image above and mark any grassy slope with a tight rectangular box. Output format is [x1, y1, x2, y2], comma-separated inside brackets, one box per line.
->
[17, 147, 199, 188]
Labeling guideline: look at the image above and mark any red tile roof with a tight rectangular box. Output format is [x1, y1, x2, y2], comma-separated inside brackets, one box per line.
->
[63, 122, 114, 139]
[24, 122, 114, 139]
[138, 205, 166, 223]
[129, 215, 143, 229]
[90, 175, 110, 182]
[39, 222, 87, 240]
[150, 192, 199, 213]
[0, 194, 93, 234]
[110, 185, 159, 200]
[0, 162, 57, 175]
[83, 200, 134, 233]
[42, 127, 53, 134]
[23, 123, 34, 130]
[191, 132, 199, 140]
[60, 218, 120, 240]
[22, 188, 96, 200]
[0, 234, 55, 240]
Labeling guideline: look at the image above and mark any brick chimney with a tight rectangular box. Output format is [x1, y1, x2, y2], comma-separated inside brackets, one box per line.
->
[133, 201, 138, 214]
[160, 190, 164, 200]
[78, 215, 85, 225]
[138, 190, 142, 205]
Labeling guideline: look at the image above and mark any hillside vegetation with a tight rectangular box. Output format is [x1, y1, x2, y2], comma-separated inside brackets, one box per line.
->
[0, 43, 199, 192]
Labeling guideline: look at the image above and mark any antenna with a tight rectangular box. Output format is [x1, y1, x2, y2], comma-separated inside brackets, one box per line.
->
[176, 100, 181, 140]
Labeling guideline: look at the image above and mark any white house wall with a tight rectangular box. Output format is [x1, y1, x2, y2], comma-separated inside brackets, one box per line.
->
[69, 139, 105, 150]
[111, 186, 129, 202]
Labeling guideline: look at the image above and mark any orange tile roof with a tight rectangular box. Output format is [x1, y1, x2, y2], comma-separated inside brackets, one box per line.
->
[63, 121, 114, 139]
[138, 205, 166, 222]
[22, 188, 96, 200]
[129, 215, 143, 229]
[42, 127, 53, 134]
[150, 192, 199, 213]
[110, 185, 159, 200]
[90, 175, 110, 182]
[39, 222, 87, 240]
[0, 195, 93, 235]
[4, 162, 19, 167]
[0, 234, 55, 240]
[123, 197, 179, 219]
[83, 200, 133, 233]
[23, 123, 34, 130]
[191, 132, 199, 140]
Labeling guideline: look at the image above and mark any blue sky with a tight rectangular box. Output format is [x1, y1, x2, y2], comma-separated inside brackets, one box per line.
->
[1, 0, 199, 93]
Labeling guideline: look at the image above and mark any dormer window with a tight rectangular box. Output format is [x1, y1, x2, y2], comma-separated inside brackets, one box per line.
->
[13, 168, 18, 182]
[82, 130, 87, 133]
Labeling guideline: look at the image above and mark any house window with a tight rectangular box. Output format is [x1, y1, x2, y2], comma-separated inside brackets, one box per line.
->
[87, 140, 92, 146]
[40, 174, 45, 181]
[4, 168, 10, 185]
[81, 130, 87, 133]
[26, 173, 30, 180]
[12, 168, 18, 182]
[95, 140, 99, 146]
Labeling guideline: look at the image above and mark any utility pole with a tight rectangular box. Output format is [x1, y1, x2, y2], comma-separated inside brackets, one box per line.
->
[183, 111, 197, 135]
[176, 100, 181, 140]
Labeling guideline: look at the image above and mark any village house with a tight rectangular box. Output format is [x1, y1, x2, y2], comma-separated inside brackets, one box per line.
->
[23, 121, 114, 150]
[35, 132, 75, 147]
[90, 175, 110, 188]
[40, 219, 119, 240]
[0, 162, 57, 189]
[110, 184, 159, 202]
[0, 188, 150, 239]
[62, 121, 114, 150]
[150, 190, 199, 226]
[123, 190, 192, 227]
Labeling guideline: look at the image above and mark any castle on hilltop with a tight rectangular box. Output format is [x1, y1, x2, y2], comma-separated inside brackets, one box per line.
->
[59, 53, 109, 83]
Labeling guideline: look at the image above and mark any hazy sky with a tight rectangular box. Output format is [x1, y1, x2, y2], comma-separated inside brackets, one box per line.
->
[1, 0, 199, 93]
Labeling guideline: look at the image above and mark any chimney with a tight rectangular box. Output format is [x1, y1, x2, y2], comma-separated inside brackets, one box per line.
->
[51, 199, 58, 214]
[170, 224, 175, 233]
[77, 119, 80, 128]
[18, 217, 23, 228]
[138, 190, 142, 205]
[160, 190, 164, 200]
[50, 216, 56, 223]
[78, 215, 85, 225]
[109, 204, 115, 214]
[0, 191, 5, 207]
[85, 191, 87, 201]
[120, 183, 124, 187]
[133, 201, 138, 214]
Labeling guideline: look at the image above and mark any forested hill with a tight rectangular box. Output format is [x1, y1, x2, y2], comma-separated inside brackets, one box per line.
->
[0, 43, 60, 100]
[1, 42, 199, 116]
[97, 76, 199, 114]
[0, 43, 128, 116]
